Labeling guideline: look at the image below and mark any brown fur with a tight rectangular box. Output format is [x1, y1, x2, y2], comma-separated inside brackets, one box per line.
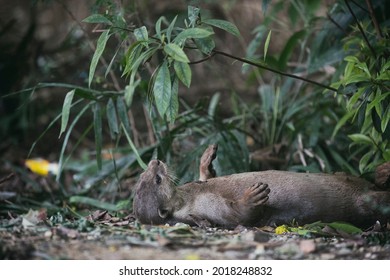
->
[133, 148, 390, 228]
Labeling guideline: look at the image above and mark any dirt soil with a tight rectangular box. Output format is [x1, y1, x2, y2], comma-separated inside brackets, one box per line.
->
[1, 212, 390, 260]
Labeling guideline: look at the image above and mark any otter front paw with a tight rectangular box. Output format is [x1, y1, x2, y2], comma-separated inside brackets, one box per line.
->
[199, 144, 218, 181]
[243, 182, 270, 206]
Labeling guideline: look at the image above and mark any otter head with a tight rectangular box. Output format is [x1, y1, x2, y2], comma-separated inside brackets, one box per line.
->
[132, 159, 175, 224]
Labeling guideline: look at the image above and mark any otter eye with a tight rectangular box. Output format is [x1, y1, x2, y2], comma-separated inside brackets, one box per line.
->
[155, 174, 162, 185]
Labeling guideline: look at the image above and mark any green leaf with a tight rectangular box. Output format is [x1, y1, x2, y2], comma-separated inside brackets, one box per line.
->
[60, 89, 75, 138]
[348, 134, 373, 145]
[164, 43, 190, 63]
[69, 196, 119, 211]
[328, 222, 362, 234]
[124, 75, 140, 106]
[208, 92, 221, 118]
[57, 103, 91, 181]
[166, 15, 178, 42]
[262, 0, 272, 14]
[174, 28, 214, 44]
[106, 98, 119, 140]
[121, 123, 147, 170]
[155, 17, 163, 40]
[332, 110, 354, 139]
[174, 61, 192, 87]
[134, 26, 148, 43]
[166, 77, 179, 123]
[89, 30, 111, 87]
[202, 19, 240, 37]
[83, 14, 112, 25]
[153, 61, 172, 116]
[93, 102, 103, 169]
[116, 97, 131, 136]
[278, 30, 306, 71]
[188, 6, 200, 27]
[264, 30, 272, 61]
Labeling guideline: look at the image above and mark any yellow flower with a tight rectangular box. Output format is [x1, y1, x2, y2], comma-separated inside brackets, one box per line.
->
[275, 225, 290, 234]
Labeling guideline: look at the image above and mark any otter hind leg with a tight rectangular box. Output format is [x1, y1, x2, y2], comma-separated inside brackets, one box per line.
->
[199, 144, 218, 181]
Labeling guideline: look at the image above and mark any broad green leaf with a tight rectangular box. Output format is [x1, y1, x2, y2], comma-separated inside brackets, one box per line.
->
[194, 36, 215, 54]
[60, 89, 75, 138]
[89, 30, 111, 87]
[264, 30, 272, 61]
[83, 14, 112, 25]
[69, 196, 119, 211]
[122, 43, 143, 77]
[348, 133, 373, 145]
[166, 77, 179, 123]
[153, 61, 171, 116]
[174, 61, 192, 87]
[174, 28, 214, 44]
[93, 102, 103, 169]
[121, 123, 147, 170]
[202, 19, 240, 37]
[166, 15, 178, 42]
[164, 43, 190, 63]
[328, 222, 362, 234]
[106, 98, 118, 140]
[134, 26, 148, 44]
[116, 97, 131, 135]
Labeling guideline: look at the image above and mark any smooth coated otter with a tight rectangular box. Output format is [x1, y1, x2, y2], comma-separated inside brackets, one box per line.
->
[133, 145, 390, 228]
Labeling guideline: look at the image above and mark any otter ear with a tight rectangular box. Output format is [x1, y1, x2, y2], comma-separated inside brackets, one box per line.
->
[158, 207, 170, 219]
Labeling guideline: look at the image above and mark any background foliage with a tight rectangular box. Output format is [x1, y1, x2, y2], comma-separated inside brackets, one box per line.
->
[0, 0, 389, 217]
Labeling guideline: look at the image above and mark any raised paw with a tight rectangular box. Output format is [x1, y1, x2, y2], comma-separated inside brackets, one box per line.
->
[199, 144, 218, 181]
[243, 182, 270, 206]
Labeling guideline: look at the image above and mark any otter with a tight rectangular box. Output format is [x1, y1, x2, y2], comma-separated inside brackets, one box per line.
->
[133, 145, 390, 228]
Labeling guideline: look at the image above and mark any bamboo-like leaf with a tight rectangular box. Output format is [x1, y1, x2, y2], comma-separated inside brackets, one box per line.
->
[174, 28, 214, 44]
[166, 15, 178, 42]
[155, 17, 163, 40]
[164, 43, 189, 63]
[57, 103, 91, 181]
[116, 97, 131, 136]
[89, 30, 111, 87]
[193, 25, 215, 55]
[121, 123, 147, 170]
[166, 77, 179, 123]
[174, 61, 192, 87]
[106, 98, 119, 140]
[59, 89, 75, 138]
[93, 102, 103, 169]
[188, 6, 200, 27]
[83, 14, 112, 25]
[348, 133, 373, 145]
[202, 18, 240, 37]
[264, 30, 272, 61]
[69, 196, 119, 211]
[153, 62, 171, 116]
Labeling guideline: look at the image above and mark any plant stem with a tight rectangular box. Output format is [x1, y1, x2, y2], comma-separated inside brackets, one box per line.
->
[344, 0, 377, 59]
[365, 0, 383, 38]
[211, 49, 338, 92]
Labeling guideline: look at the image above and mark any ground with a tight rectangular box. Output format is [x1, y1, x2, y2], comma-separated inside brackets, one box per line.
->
[1, 211, 390, 260]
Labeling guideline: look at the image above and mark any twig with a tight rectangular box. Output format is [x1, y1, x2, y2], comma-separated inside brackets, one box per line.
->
[0, 173, 15, 185]
[365, 0, 383, 38]
[344, 0, 377, 59]
[210, 49, 338, 92]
